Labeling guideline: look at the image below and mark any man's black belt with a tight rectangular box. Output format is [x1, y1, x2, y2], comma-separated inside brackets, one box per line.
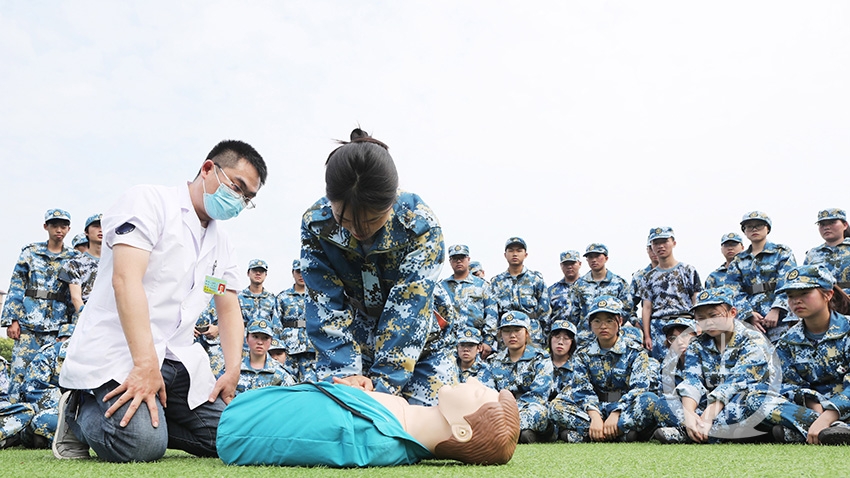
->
[281, 319, 306, 328]
[25, 289, 63, 301]
[597, 391, 623, 402]
[743, 282, 776, 295]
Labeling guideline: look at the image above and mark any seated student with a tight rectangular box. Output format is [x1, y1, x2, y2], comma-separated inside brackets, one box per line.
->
[654, 287, 773, 444]
[456, 327, 495, 389]
[548, 319, 577, 400]
[804, 208, 850, 295]
[236, 320, 295, 395]
[550, 296, 668, 443]
[216, 378, 520, 467]
[746, 265, 850, 445]
[489, 311, 553, 444]
[0, 356, 36, 449]
[268, 338, 287, 368]
[658, 317, 697, 395]
[20, 324, 74, 448]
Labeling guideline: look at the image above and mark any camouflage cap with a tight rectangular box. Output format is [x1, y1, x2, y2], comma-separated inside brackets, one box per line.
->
[499, 310, 531, 330]
[292, 259, 302, 271]
[587, 295, 626, 320]
[84, 213, 103, 230]
[469, 261, 482, 274]
[720, 232, 743, 245]
[740, 211, 772, 230]
[269, 338, 286, 352]
[248, 259, 269, 271]
[584, 243, 608, 256]
[58, 323, 76, 339]
[71, 233, 88, 248]
[662, 316, 696, 334]
[457, 327, 483, 344]
[816, 208, 847, 224]
[690, 287, 736, 313]
[776, 264, 836, 294]
[549, 319, 577, 336]
[45, 208, 71, 223]
[560, 250, 581, 263]
[648, 226, 674, 242]
[448, 244, 470, 257]
[504, 236, 527, 250]
[246, 319, 274, 336]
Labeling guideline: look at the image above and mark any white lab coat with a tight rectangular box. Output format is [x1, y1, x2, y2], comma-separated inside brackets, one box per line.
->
[60, 183, 242, 409]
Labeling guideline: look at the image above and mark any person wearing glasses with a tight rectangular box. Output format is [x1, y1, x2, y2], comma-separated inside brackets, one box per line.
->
[725, 211, 797, 343]
[56, 140, 267, 462]
[803, 208, 850, 296]
[300, 128, 454, 407]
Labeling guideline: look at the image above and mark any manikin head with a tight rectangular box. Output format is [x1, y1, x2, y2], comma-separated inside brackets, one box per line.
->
[433, 378, 520, 465]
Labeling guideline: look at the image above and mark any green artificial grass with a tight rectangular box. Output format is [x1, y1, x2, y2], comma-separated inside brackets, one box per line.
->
[1, 442, 847, 477]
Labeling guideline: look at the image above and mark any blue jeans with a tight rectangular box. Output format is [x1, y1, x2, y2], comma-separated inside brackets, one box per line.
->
[64, 359, 224, 462]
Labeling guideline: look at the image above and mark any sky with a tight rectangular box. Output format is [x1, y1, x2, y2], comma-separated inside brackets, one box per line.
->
[1, 1, 849, 295]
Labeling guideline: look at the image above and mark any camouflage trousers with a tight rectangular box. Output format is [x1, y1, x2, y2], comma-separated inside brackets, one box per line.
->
[20, 407, 58, 447]
[0, 400, 35, 440]
[746, 389, 818, 439]
[518, 399, 549, 433]
[648, 319, 670, 361]
[549, 391, 672, 437]
[204, 344, 225, 379]
[9, 327, 57, 402]
[288, 352, 317, 383]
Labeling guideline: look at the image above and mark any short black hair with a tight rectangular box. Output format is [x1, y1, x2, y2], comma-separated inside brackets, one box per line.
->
[205, 140, 268, 186]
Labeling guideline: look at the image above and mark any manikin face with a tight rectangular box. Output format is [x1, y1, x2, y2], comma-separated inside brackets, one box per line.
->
[437, 377, 500, 423]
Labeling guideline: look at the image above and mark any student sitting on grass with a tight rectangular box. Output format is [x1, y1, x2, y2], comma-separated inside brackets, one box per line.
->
[550, 296, 670, 443]
[236, 320, 294, 395]
[746, 265, 850, 445]
[548, 319, 577, 400]
[456, 327, 495, 388]
[490, 311, 553, 444]
[654, 287, 773, 444]
[217, 378, 520, 467]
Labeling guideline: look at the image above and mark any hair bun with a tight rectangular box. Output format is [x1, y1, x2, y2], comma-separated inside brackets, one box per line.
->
[350, 128, 370, 141]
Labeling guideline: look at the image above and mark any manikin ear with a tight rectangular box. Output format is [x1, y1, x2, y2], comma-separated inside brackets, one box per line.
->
[451, 424, 473, 442]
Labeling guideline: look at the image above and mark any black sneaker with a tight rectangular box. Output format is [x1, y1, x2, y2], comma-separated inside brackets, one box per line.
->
[772, 425, 805, 443]
[0, 433, 21, 449]
[819, 421, 850, 446]
[518, 429, 538, 444]
[652, 427, 688, 444]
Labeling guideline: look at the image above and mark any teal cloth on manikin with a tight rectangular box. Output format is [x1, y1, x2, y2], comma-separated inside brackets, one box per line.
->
[216, 382, 434, 467]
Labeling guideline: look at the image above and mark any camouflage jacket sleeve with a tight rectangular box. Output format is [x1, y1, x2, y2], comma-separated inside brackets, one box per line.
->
[482, 287, 498, 347]
[770, 248, 797, 311]
[775, 341, 806, 400]
[822, 337, 850, 419]
[1, 248, 31, 327]
[615, 345, 655, 412]
[22, 343, 61, 410]
[534, 274, 552, 329]
[570, 354, 601, 413]
[517, 355, 553, 410]
[677, 343, 709, 403]
[708, 338, 770, 406]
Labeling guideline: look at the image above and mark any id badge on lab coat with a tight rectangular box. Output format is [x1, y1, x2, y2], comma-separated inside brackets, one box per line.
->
[204, 275, 227, 295]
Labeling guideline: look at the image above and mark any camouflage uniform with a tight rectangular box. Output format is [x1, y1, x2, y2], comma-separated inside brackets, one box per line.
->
[641, 263, 703, 361]
[195, 298, 224, 378]
[804, 240, 850, 295]
[236, 354, 295, 395]
[300, 192, 446, 404]
[675, 319, 773, 442]
[570, 271, 633, 346]
[21, 337, 70, 444]
[277, 283, 316, 383]
[238, 288, 282, 342]
[442, 274, 496, 349]
[58, 251, 100, 319]
[490, 344, 553, 433]
[0, 357, 35, 444]
[487, 267, 551, 347]
[549, 336, 670, 440]
[456, 327, 495, 389]
[725, 242, 797, 342]
[548, 250, 581, 325]
[1, 241, 76, 401]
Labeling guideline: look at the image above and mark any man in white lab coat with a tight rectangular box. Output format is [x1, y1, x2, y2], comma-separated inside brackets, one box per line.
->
[56, 140, 268, 462]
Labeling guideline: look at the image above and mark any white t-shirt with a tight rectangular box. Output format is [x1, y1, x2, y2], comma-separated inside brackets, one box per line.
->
[60, 183, 243, 408]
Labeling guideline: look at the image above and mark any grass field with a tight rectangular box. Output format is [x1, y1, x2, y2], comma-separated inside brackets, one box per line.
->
[0, 442, 846, 477]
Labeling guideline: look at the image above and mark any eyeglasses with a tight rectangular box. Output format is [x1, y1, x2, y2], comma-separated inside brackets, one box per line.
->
[214, 163, 256, 209]
[743, 223, 766, 232]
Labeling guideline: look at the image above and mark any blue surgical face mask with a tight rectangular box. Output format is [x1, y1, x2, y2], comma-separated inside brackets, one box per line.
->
[203, 167, 245, 221]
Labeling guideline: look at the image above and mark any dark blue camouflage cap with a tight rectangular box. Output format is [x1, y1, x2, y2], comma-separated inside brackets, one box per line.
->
[690, 287, 736, 312]
[45, 208, 71, 222]
[588, 295, 626, 319]
[720, 232, 743, 245]
[248, 259, 269, 271]
[84, 213, 103, 230]
[740, 211, 772, 230]
[499, 310, 531, 330]
[776, 264, 836, 294]
[457, 327, 483, 344]
[504, 237, 527, 250]
[292, 259, 302, 271]
[71, 233, 88, 248]
[648, 226, 674, 242]
[246, 319, 274, 336]
[448, 244, 470, 257]
[469, 261, 482, 274]
[662, 316, 696, 334]
[816, 208, 847, 223]
[584, 243, 608, 256]
[269, 338, 286, 352]
[560, 250, 581, 263]
[550, 319, 577, 336]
